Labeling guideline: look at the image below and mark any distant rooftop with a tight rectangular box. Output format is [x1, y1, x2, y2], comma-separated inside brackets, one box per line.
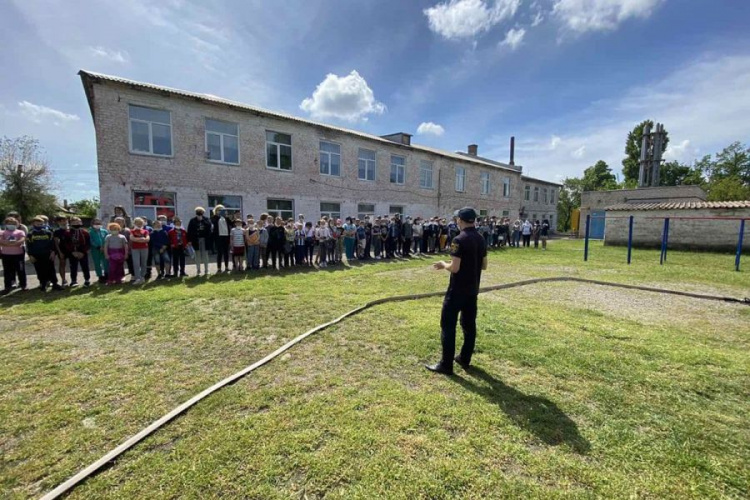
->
[606, 200, 750, 211]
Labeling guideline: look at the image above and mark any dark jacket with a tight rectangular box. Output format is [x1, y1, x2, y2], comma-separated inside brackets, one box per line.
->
[187, 216, 212, 247]
[26, 227, 55, 256]
[150, 228, 170, 250]
[268, 225, 286, 248]
[210, 215, 234, 238]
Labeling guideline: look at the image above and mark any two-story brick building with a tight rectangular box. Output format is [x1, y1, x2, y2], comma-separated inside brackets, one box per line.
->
[79, 70, 559, 225]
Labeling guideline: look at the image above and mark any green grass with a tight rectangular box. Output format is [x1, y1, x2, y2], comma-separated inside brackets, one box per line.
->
[1, 240, 748, 499]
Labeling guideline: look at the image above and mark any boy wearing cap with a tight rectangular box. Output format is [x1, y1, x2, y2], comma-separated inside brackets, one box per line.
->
[426, 207, 488, 375]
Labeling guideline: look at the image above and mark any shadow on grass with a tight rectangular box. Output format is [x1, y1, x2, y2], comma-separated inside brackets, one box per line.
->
[451, 366, 591, 454]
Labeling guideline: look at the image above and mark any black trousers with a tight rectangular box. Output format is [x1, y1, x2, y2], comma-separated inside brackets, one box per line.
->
[216, 236, 230, 269]
[523, 234, 531, 247]
[402, 238, 412, 257]
[2, 254, 27, 290]
[172, 247, 186, 275]
[69, 254, 90, 283]
[32, 253, 58, 287]
[440, 292, 478, 365]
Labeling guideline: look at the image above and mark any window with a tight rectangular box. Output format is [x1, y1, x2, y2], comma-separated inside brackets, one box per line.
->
[503, 177, 511, 197]
[267, 199, 294, 220]
[455, 166, 466, 192]
[502, 210, 510, 217]
[532, 213, 537, 221]
[129, 105, 172, 156]
[524, 185, 530, 201]
[133, 191, 175, 221]
[419, 160, 433, 189]
[543, 188, 548, 204]
[319, 141, 341, 176]
[534, 187, 539, 202]
[549, 215, 554, 227]
[551, 189, 556, 204]
[481, 172, 490, 195]
[358, 148, 376, 181]
[479, 209, 488, 217]
[357, 203, 375, 220]
[389, 205, 404, 216]
[320, 202, 341, 220]
[390, 155, 405, 184]
[205, 119, 239, 164]
[266, 131, 292, 170]
[208, 195, 242, 218]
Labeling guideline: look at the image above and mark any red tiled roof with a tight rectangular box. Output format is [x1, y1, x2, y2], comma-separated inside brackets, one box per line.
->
[606, 201, 750, 211]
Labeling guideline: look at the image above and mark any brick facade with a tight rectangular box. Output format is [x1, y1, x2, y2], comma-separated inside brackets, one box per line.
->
[81, 72, 559, 224]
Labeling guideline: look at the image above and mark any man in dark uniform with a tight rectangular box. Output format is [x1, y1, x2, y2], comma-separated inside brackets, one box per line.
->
[426, 207, 488, 375]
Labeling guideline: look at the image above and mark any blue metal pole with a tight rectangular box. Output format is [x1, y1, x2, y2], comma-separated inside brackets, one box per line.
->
[736, 219, 746, 272]
[584, 214, 591, 262]
[627, 215, 634, 265]
[660, 218, 668, 265]
[664, 218, 670, 262]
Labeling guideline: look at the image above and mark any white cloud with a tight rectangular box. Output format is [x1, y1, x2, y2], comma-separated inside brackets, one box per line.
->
[424, 0, 521, 40]
[486, 54, 750, 181]
[417, 122, 446, 136]
[531, 10, 545, 27]
[554, 0, 662, 34]
[89, 46, 130, 63]
[499, 27, 526, 50]
[300, 71, 386, 122]
[17, 101, 80, 126]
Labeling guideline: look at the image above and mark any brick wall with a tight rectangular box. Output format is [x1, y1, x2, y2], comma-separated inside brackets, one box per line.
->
[92, 82, 526, 223]
[603, 208, 749, 252]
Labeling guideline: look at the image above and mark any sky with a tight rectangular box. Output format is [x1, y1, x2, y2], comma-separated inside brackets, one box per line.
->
[1, 0, 749, 201]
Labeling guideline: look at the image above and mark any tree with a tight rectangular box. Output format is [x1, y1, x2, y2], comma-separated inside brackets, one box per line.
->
[0, 136, 58, 222]
[581, 160, 618, 192]
[659, 160, 704, 187]
[706, 177, 750, 201]
[70, 197, 100, 218]
[556, 177, 583, 231]
[622, 120, 669, 187]
[708, 141, 750, 186]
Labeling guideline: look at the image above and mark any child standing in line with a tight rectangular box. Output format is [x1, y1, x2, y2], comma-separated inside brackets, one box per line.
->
[245, 219, 260, 271]
[89, 218, 109, 283]
[230, 218, 246, 272]
[150, 220, 170, 279]
[258, 218, 270, 269]
[68, 217, 91, 287]
[53, 216, 70, 286]
[129, 217, 150, 285]
[103, 222, 129, 285]
[168, 216, 188, 277]
[0, 216, 27, 294]
[26, 216, 62, 291]
[294, 223, 306, 266]
[114, 217, 134, 277]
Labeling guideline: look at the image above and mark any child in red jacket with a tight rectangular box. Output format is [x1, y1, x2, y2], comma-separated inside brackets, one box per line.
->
[168, 216, 188, 277]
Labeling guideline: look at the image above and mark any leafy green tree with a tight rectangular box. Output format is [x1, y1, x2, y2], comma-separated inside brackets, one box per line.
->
[622, 120, 669, 187]
[582, 160, 618, 192]
[70, 197, 100, 218]
[708, 141, 750, 185]
[706, 177, 750, 201]
[0, 136, 58, 222]
[556, 177, 583, 232]
[659, 161, 704, 186]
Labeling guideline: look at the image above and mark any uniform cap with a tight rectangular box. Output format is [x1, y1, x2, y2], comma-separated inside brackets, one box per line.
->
[454, 207, 477, 222]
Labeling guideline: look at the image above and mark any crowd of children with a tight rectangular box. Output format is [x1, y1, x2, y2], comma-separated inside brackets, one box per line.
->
[0, 205, 552, 293]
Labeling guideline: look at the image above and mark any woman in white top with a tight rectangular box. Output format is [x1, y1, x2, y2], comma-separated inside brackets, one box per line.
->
[314, 220, 330, 267]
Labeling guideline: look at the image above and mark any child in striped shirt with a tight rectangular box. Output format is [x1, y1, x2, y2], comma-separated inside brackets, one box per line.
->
[230, 218, 246, 272]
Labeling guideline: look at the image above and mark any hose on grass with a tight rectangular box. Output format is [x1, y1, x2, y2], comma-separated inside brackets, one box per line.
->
[40, 277, 748, 499]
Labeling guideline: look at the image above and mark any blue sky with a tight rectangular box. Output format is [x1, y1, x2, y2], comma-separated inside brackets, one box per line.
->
[1, 0, 749, 201]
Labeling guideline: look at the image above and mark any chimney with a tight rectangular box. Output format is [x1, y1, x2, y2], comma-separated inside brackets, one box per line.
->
[509, 136, 515, 166]
[467, 144, 478, 156]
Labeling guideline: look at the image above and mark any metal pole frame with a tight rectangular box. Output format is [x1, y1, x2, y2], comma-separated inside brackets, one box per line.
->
[736, 219, 746, 272]
[659, 217, 668, 265]
[627, 215, 634, 265]
[584, 214, 591, 262]
[663, 217, 670, 262]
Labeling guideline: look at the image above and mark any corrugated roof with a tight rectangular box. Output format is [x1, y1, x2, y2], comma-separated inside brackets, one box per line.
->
[606, 201, 750, 211]
[78, 70, 520, 174]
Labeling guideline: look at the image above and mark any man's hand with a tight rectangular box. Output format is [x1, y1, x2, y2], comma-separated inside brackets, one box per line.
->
[433, 261, 447, 270]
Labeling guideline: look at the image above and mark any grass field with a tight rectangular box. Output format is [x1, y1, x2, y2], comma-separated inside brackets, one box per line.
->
[1, 240, 748, 499]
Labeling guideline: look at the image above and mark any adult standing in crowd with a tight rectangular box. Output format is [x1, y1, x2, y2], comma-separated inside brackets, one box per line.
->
[540, 218, 550, 250]
[426, 207, 488, 375]
[188, 207, 212, 276]
[109, 205, 132, 229]
[522, 219, 532, 247]
[211, 204, 233, 273]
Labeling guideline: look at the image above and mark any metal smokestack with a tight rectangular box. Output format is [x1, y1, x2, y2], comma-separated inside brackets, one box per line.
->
[509, 136, 515, 166]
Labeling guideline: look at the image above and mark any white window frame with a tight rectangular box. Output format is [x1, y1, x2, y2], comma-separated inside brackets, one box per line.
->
[479, 209, 488, 217]
[358, 148, 376, 181]
[534, 187, 540, 202]
[419, 160, 433, 189]
[357, 203, 375, 220]
[390, 154, 406, 185]
[524, 185, 530, 201]
[265, 131, 293, 171]
[208, 194, 243, 218]
[551, 189, 556, 204]
[502, 210, 510, 217]
[128, 105, 173, 157]
[455, 166, 466, 192]
[389, 205, 404, 216]
[133, 190, 176, 221]
[266, 198, 294, 220]
[502, 177, 511, 198]
[481, 172, 490, 195]
[543, 188, 548, 204]
[320, 201, 341, 220]
[319, 140, 341, 177]
[205, 119, 240, 165]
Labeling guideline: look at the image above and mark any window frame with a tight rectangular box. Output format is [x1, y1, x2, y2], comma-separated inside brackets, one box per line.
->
[133, 190, 176, 221]
[524, 185, 530, 201]
[266, 198, 295, 220]
[390, 154, 406, 185]
[550, 189, 556, 204]
[357, 203, 376, 220]
[319, 140, 342, 177]
[207, 194, 243, 219]
[455, 166, 466, 192]
[389, 205, 404, 216]
[265, 130, 293, 171]
[480, 172, 490, 195]
[128, 105, 173, 157]
[543, 188, 548, 204]
[357, 148, 376, 181]
[320, 201, 342, 220]
[533, 187, 540, 202]
[419, 160, 434, 189]
[205, 118, 240, 165]
[502, 177, 511, 198]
